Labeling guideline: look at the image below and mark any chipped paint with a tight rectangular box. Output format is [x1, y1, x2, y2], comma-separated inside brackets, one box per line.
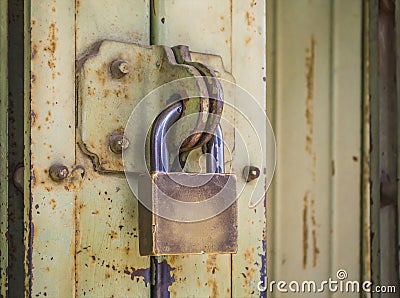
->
[302, 191, 319, 269]
[301, 35, 319, 269]
[302, 192, 309, 269]
[152, 258, 176, 298]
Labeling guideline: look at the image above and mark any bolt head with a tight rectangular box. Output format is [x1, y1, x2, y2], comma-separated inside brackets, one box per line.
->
[49, 164, 69, 181]
[110, 60, 130, 78]
[243, 165, 260, 182]
[109, 133, 129, 154]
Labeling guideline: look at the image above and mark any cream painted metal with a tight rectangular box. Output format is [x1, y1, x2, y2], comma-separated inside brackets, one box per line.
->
[29, 0, 76, 296]
[75, 1, 151, 297]
[267, 1, 363, 298]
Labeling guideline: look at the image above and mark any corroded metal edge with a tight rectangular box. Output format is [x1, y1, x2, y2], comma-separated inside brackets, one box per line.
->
[361, 0, 372, 295]
[0, 0, 9, 296]
[23, 0, 31, 296]
[368, 1, 381, 296]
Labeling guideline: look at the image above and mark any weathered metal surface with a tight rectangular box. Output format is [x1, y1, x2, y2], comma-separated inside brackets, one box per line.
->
[75, 1, 152, 297]
[29, 0, 76, 296]
[77, 40, 208, 173]
[0, 0, 9, 295]
[266, 1, 363, 297]
[23, 0, 31, 294]
[151, 1, 236, 296]
[230, 0, 268, 296]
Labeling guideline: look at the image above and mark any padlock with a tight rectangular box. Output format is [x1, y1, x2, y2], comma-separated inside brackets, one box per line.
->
[138, 102, 238, 256]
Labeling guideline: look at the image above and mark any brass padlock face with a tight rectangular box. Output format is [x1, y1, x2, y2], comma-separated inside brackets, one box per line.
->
[138, 172, 237, 256]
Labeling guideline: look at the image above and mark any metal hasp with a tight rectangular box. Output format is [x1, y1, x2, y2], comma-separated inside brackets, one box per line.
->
[138, 102, 238, 256]
[76, 40, 232, 173]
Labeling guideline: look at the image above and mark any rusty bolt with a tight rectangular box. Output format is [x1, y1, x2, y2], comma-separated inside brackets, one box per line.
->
[243, 165, 260, 182]
[13, 166, 24, 192]
[110, 59, 130, 79]
[109, 133, 129, 154]
[49, 164, 69, 182]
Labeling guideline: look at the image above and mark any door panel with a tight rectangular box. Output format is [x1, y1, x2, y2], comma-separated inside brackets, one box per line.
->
[266, 1, 362, 297]
[74, 1, 151, 297]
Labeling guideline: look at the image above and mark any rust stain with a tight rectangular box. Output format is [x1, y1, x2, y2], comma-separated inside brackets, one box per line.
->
[49, 198, 56, 210]
[303, 36, 319, 268]
[245, 36, 252, 45]
[87, 86, 96, 96]
[302, 192, 309, 269]
[206, 277, 219, 297]
[109, 230, 118, 240]
[312, 230, 320, 267]
[31, 72, 37, 86]
[245, 11, 255, 27]
[220, 27, 225, 32]
[31, 110, 37, 128]
[311, 200, 319, 267]
[305, 35, 316, 156]
[250, 0, 256, 7]
[331, 160, 335, 176]
[44, 22, 58, 71]
[303, 192, 319, 269]
[206, 255, 217, 274]
[95, 68, 106, 86]
[91, 210, 99, 215]
[31, 43, 38, 61]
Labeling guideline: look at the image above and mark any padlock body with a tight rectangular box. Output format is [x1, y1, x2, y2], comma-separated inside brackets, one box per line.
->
[138, 172, 237, 256]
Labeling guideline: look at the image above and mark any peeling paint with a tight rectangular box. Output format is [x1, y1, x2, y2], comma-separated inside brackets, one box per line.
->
[302, 192, 319, 269]
[152, 258, 176, 298]
[302, 192, 309, 269]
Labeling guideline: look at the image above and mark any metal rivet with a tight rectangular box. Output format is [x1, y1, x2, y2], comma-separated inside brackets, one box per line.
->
[49, 164, 69, 181]
[13, 166, 24, 192]
[109, 133, 129, 154]
[110, 59, 130, 79]
[243, 165, 260, 182]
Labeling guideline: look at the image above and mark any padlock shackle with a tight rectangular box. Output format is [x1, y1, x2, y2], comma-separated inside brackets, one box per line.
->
[150, 101, 183, 172]
[203, 124, 224, 173]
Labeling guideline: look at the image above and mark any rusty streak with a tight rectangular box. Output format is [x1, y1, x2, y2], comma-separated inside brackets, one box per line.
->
[311, 200, 319, 267]
[302, 192, 309, 269]
[305, 35, 315, 156]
